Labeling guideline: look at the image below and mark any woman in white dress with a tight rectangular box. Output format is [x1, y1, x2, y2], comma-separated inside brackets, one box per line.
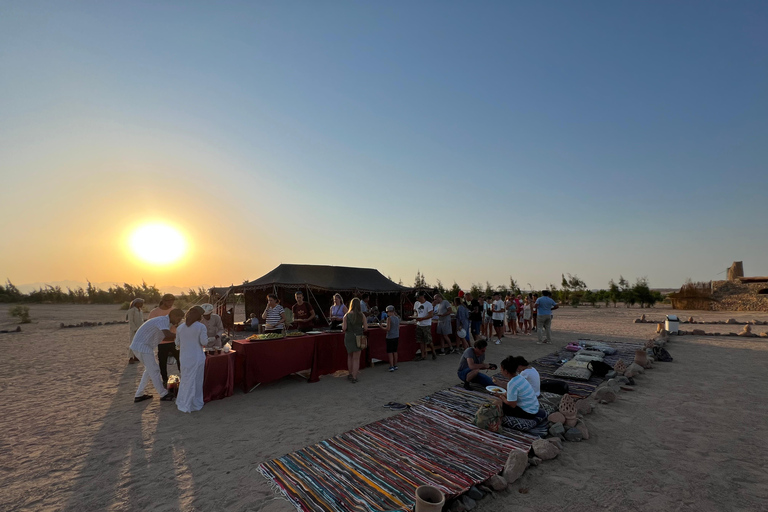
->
[174, 306, 208, 413]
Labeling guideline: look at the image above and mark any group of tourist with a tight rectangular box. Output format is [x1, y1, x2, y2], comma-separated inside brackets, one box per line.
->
[127, 294, 230, 413]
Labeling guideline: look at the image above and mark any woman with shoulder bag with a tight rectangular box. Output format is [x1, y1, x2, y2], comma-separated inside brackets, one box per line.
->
[342, 297, 368, 383]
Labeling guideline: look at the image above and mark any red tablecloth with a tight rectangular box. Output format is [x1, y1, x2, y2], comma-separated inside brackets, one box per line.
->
[203, 350, 236, 403]
[309, 331, 369, 382]
[367, 324, 419, 363]
[232, 336, 316, 392]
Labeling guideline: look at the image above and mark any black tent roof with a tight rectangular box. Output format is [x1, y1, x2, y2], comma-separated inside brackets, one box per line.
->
[233, 264, 410, 293]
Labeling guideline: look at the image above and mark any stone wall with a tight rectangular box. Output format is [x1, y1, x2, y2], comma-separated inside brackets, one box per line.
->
[711, 280, 768, 312]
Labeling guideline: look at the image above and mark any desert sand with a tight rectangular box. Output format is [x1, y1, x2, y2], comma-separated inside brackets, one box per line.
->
[1, 304, 767, 511]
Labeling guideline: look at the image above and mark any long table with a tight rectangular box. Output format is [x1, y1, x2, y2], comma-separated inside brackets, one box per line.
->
[231, 319, 460, 391]
[203, 350, 236, 403]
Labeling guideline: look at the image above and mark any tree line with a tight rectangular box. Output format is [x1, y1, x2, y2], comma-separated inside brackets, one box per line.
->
[412, 271, 666, 308]
[0, 280, 165, 305]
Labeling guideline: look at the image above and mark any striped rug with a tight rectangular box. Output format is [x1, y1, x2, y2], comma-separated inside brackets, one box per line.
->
[259, 403, 536, 511]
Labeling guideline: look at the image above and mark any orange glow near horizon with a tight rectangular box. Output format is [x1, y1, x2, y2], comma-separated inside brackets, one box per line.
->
[129, 223, 188, 266]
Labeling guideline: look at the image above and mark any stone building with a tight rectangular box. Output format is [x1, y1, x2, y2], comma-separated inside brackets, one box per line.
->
[711, 261, 768, 312]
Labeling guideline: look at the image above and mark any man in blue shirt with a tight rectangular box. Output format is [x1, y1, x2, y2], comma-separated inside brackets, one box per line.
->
[534, 290, 559, 344]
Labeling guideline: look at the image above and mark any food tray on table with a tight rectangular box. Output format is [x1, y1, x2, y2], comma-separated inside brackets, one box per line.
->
[246, 333, 285, 341]
[286, 331, 307, 337]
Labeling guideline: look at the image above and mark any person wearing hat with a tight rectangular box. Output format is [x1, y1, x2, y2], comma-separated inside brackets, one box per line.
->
[149, 294, 181, 386]
[127, 298, 145, 364]
[200, 303, 225, 349]
[130, 308, 185, 403]
[412, 291, 437, 361]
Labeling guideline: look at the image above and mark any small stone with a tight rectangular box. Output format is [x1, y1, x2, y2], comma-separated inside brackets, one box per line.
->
[485, 474, 508, 491]
[656, 323, 663, 333]
[532, 439, 560, 460]
[626, 362, 645, 375]
[616, 375, 630, 385]
[692, 329, 705, 335]
[59, 323, 65, 328]
[502, 449, 528, 484]
[460, 495, 477, 510]
[548, 412, 566, 424]
[548, 422, 565, 437]
[467, 486, 484, 501]
[607, 378, 620, 391]
[575, 399, 592, 415]
[604, 370, 617, 379]
[450, 499, 467, 512]
[564, 427, 583, 442]
[564, 417, 578, 428]
[546, 437, 563, 451]
[477, 485, 493, 494]
[576, 419, 589, 440]
[593, 387, 617, 403]
[633, 318, 641, 323]
[759, 332, 768, 338]
[726, 318, 737, 324]
[529, 456, 542, 466]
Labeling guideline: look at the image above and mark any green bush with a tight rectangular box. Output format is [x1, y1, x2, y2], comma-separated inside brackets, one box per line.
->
[119, 302, 131, 310]
[9, 305, 31, 323]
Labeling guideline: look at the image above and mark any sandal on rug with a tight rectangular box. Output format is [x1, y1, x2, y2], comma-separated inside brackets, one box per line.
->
[134, 394, 152, 403]
[160, 394, 175, 401]
[389, 403, 407, 410]
[383, 402, 396, 408]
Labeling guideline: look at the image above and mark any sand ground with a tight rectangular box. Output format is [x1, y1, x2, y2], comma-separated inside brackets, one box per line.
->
[1, 304, 767, 512]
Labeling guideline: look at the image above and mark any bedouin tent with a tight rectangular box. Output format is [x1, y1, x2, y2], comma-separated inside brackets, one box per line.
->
[224, 264, 412, 327]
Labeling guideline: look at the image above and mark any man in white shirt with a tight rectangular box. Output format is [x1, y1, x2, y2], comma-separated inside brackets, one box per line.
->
[492, 292, 506, 345]
[200, 303, 225, 348]
[412, 291, 437, 361]
[130, 309, 184, 403]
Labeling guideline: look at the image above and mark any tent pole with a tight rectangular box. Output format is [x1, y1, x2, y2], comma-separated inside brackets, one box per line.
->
[307, 285, 329, 327]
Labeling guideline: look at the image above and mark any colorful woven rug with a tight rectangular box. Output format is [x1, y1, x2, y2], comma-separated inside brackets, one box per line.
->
[259, 403, 536, 512]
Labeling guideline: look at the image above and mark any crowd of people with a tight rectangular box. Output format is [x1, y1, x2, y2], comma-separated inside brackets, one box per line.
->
[126, 288, 561, 416]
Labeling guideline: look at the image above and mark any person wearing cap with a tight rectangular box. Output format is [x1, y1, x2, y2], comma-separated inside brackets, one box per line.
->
[126, 298, 145, 364]
[200, 303, 225, 348]
[149, 294, 181, 386]
[412, 291, 437, 361]
[384, 305, 400, 372]
[291, 291, 316, 332]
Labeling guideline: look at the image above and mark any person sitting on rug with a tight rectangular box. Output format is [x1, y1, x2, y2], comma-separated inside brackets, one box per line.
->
[517, 357, 540, 397]
[457, 339, 497, 390]
[175, 306, 208, 413]
[493, 356, 545, 421]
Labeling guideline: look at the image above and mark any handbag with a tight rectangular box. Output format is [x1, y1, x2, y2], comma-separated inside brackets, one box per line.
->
[355, 334, 368, 349]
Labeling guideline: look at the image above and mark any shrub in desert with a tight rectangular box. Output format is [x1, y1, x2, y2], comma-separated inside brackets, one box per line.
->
[9, 305, 31, 324]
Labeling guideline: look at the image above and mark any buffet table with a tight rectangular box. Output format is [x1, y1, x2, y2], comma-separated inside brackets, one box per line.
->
[203, 350, 236, 403]
[232, 336, 316, 392]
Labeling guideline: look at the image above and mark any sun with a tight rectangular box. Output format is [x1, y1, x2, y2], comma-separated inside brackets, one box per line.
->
[129, 223, 187, 265]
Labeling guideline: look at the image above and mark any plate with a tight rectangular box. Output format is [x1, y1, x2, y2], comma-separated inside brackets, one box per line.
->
[306, 331, 322, 334]
[486, 386, 505, 394]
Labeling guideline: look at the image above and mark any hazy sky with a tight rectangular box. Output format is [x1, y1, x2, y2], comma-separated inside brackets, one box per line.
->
[2, 1, 767, 292]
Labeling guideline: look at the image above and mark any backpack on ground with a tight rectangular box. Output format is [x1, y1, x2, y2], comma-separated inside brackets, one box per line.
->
[473, 400, 503, 432]
[540, 379, 570, 395]
[652, 346, 673, 362]
[588, 360, 613, 378]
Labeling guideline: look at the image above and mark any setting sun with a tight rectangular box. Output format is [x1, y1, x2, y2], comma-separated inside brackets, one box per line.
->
[129, 224, 187, 265]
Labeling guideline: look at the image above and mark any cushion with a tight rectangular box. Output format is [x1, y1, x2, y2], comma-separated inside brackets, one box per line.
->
[553, 359, 593, 380]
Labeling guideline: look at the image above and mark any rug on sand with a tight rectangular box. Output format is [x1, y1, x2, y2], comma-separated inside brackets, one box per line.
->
[259, 403, 536, 512]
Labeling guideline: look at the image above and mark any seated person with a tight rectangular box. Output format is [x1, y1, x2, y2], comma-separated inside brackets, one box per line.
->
[493, 356, 546, 420]
[517, 357, 541, 397]
[457, 339, 497, 390]
[291, 291, 316, 332]
[244, 313, 260, 332]
[200, 303, 225, 349]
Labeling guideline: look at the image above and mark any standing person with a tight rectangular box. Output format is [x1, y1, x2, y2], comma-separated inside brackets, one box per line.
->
[360, 293, 370, 316]
[454, 297, 470, 350]
[505, 294, 517, 336]
[262, 294, 285, 332]
[523, 298, 532, 335]
[384, 305, 400, 372]
[434, 293, 454, 355]
[412, 291, 437, 361]
[466, 293, 482, 342]
[329, 293, 347, 329]
[149, 294, 181, 386]
[492, 292, 506, 345]
[291, 291, 316, 332]
[127, 298, 144, 364]
[175, 306, 208, 413]
[482, 297, 493, 340]
[535, 290, 559, 344]
[516, 294, 525, 329]
[200, 303, 224, 348]
[531, 293, 539, 332]
[342, 298, 368, 383]
[457, 339, 497, 390]
[130, 308, 184, 403]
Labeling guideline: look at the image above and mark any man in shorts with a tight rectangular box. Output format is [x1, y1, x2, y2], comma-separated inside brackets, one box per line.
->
[412, 291, 436, 361]
[457, 339, 497, 390]
[434, 293, 455, 355]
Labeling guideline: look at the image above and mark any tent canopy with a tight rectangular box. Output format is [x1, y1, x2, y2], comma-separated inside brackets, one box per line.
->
[233, 264, 410, 293]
